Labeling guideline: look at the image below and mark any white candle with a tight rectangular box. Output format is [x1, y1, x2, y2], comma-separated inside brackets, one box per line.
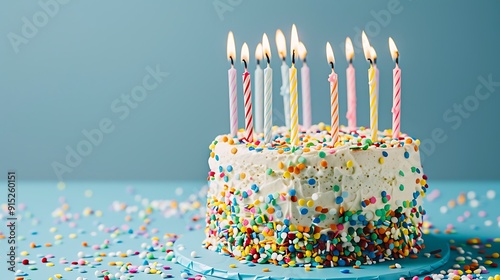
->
[275, 29, 290, 129]
[226, 31, 238, 137]
[254, 43, 264, 134]
[298, 42, 311, 130]
[262, 33, 273, 144]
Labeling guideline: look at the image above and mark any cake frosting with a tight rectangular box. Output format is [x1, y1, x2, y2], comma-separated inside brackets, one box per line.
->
[204, 124, 428, 267]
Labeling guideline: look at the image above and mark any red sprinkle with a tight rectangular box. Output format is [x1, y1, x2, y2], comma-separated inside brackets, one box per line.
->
[22, 259, 29, 265]
[41, 257, 48, 263]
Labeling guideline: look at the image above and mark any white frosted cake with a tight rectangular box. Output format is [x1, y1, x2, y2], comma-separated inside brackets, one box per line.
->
[204, 124, 428, 267]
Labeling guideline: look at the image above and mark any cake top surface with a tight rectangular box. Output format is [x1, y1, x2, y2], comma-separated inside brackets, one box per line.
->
[211, 123, 418, 154]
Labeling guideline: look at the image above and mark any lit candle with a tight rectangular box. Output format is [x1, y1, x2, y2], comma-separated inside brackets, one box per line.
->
[389, 37, 401, 139]
[362, 31, 378, 142]
[254, 43, 264, 135]
[262, 33, 273, 144]
[298, 42, 311, 130]
[226, 31, 238, 137]
[275, 29, 290, 129]
[326, 42, 339, 145]
[345, 37, 357, 131]
[289, 24, 299, 146]
[241, 43, 254, 142]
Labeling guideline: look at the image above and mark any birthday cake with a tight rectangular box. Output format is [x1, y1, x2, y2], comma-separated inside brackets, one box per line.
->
[204, 124, 428, 267]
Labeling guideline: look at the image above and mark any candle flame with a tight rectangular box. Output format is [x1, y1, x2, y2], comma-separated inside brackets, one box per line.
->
[262, 33, 271, 62]
[361, 31, 371, 61]
[290, 24, 299, 62]
[369, 46, 377, 61]
[255, 43, 263, 61]
[227, 31, 236, 62]
[275, 29, 286, 60]
[241, 42, 249, 65]
[298, 42, 307, 61]
[326, 42, 335, 66]
[345, 37, 354, 62]
[388, 37, 399, 61]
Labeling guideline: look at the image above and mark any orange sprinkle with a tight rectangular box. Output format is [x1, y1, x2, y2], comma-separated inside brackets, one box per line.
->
[231, 147, 237, 154]
[210, 152, 215, 158]
[287, 166, 294, 173]
[320, 160, 328, 168]
[222, 136, 228, 142]
[45, 243, 52, 247]
[294, 167, 300, 174]
[30, 242, 36, 248]
[277, 149, 284, 154]
[315, 206, 323, 212]
[240, 173, 246, 179]
[82, 242, 88, 247]
[297, 163, 306, 170]
[267, 207, 275, 214]
[278, 162, 285, 169]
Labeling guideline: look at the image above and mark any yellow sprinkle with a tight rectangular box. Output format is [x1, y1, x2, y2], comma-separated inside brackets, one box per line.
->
[150, 268, 157, 274]
[229, 264, 237, 268]
[346, 160, 353, 168]
[492, 252, 499, 258]
[379, 157, 384, 164]
[231, 147, 238, 154]
[306, 200, 314, 207]
[46, 263, 54, 267]
[64, 267, 72, 271]
[20, 251, 29, 256]
[314, 256, 322, 262]
[95, 210, 103, 217]
[304, 266, 311, 271]
[262, 268, 270, 272]
[316, 265, 323, 269]
[240, 172, 246, 179]
[298, 199, 306, 206]
[54, 274, 63, 279]
[283, 171, 291, 179]
[54, 234, 63, 240]
[94, 257, 103, 262]
[50, 227, 57, 233]
[109, 262, 116, 266]
[69, 233, 77, 239]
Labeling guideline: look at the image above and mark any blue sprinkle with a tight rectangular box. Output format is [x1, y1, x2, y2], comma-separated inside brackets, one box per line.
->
[289, 189, 296, 196]
[215, 155, 219, 161]
[335, 196, 343, 204]
[227, 165, 233, 172]
[381, 191, 386, 197]
[288, 245, 295, 252]
[223, 176, 228, 182]
[242, 192, 248, 198]
[338, 260, 347, 267]
[300, 208, 308, 215]
[218, 166, 223, 172]
[404, 151, 410, 158]
[382, 151, 388, 157]
[308, 178, 316, 185]
[313, 217, 320, 223]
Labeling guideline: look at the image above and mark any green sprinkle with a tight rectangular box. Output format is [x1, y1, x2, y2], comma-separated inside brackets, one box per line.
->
[318, 151, 326, 158]
[333, 185, 340, 192]
[399, 184, 405, 191]
[266, 168, 273, 175]
[298, 156, 306, 164]
[399, 170, 405, 176]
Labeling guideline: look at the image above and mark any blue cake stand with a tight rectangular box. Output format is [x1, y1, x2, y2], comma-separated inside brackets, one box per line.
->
[174, 230, 449, 280]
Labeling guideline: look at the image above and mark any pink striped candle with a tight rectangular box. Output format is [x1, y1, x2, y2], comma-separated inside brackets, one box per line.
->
[326, 42, 339, 145]
[241, 43, 254, 142]
[389, 37, 401, 139]
[345, 37, 356, 131]
[227, 32, 238, 137]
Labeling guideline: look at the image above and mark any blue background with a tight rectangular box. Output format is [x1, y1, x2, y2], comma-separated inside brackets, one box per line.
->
[1, 0, 499, 181]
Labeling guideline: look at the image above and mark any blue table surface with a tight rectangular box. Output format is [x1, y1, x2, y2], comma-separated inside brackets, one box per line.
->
[1, 181, 499, 279]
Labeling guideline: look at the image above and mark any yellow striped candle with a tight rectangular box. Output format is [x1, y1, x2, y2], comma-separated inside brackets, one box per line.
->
[368, 63, 378, 142]
[289, 24, 299, 146]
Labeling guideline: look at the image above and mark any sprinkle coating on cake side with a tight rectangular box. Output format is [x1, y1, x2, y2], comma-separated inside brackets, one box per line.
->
[205, 124, 428, 267]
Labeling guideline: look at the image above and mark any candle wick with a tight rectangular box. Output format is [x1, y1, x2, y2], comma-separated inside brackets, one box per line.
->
[230, 56, 234, 66]
[243, 59, 248, 69]
[349, 59, 353, 64]
[256, 59, 260, 66]
[373, 58, 377, 64]
[282, 57, 286, 62]
[368, 58, 373, 65]
[395, 56, 399, 65]
[330, 61, 334, 69]
[292, 50, 295, 65]
[266, 53, 270, 65]
[303, 57, 307, 63]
